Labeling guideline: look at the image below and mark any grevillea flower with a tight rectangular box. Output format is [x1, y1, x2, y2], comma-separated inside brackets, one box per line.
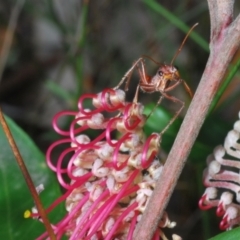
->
[28, 88, 180, 240]
[199, 111, 240, 230]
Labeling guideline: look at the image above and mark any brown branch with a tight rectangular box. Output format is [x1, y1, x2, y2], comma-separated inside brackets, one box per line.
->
[134, 1, 240, 239]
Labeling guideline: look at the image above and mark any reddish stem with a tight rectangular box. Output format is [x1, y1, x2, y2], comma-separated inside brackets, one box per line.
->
[134, 1, 240, 239]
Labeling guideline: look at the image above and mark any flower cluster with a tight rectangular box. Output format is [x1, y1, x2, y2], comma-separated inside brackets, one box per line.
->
[29, 88, 179, 240]
[199, 111, 240, 230]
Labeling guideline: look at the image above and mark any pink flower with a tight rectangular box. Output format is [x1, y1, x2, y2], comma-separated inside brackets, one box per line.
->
[199, 112, 240, 230]
[29, 88, 178, 240]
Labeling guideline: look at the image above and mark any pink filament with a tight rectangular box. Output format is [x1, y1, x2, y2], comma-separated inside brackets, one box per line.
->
[112, 132, 131, 170]
[216, 202, 225, 217]
[56, 147, 79, 189]
[198, 194, 213, 210]
[77, 194, 117, 239]
[123, 103, 141, 131]
[69, 189, 110, 240]
[78, 93, 102, 115]
[31, 189, 73, 219]
[127, 211, 138, 240]
[52, 110, 77, 136]
[141, 133, 159, 169]
[220, 215, 229, 230]
[105, 117, 122, 147]
[69, 117, 89, 145]
[152, 228, 160, 240]
[105, 201, 138, 240]
[46, 138, 74, 172]
[54, 192, 90, 237]
[87, 170, 140, 239]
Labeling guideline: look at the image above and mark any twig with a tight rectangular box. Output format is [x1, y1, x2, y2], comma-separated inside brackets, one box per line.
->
[0, 109, 56, 240]
[134, 1, 240, 239]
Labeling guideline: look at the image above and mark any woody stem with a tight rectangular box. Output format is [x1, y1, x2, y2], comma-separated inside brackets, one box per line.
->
[134, 1, 240, 239]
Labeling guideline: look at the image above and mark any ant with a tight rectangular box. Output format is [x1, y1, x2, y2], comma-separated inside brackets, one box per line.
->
[114, 23, 198, 135]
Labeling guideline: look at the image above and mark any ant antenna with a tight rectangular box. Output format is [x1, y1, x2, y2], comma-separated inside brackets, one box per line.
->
[170, 23, 198, 65]
[141, 55, 162, 66]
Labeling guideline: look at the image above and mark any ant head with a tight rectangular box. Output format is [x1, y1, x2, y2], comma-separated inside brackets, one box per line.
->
[156, 65, 180, 82]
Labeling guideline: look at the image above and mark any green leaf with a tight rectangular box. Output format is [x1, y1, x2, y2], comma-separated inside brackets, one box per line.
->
[0, 115, 66, 240]
[144, 104, 228, 162]
[209, 227, 240, 240]
[142, 0, 209, 51]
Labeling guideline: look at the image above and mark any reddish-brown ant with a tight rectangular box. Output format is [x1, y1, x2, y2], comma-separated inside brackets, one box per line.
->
[114, 23, 198, 135]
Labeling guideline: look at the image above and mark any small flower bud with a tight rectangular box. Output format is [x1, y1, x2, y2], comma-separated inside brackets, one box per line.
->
[172, 234, 182, 240]
[208, 160, 221, 175]
[225, 206, 238, 220]
[220, 192, 233, 205]
[214, 145, 225, 162]
[224, 130, 240, 158]
[87, 113, 105, 128]
[204, 187, 218, 199]
[233, 119, 240, 133]
[206, 154, 215, 165]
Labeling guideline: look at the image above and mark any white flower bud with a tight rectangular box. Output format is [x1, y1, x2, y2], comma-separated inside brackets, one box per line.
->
[214, 145, 225, 163]
[208, 160, 221, 175]
[88, 113, 104, 127]
[224, 130, 240, 158]
[115, 89, 126, 103]
[234, 120, 240, 133]
[204, 187, 217, 199]
[206, 154, 215, 165]
[225, 206, 238, 220]
[71, 134, 91, 148]
[172, 234, 182, 240]
[220, 192, 233, 205]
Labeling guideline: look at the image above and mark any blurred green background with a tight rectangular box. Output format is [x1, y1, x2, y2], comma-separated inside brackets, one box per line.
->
[0, 0, 240, 239]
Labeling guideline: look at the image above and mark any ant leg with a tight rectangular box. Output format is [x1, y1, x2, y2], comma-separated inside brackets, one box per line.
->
[164, 79, 182, 92]
[126, 58, 148, 92]
[165, 79, 193, 98]
[132, 60, 151, 104]
[114, 57, 143, 90]
[129, 60, 149, 104]
[146, 95, 164, 120]
[182, 80, 193, 98]
[159, 92, 185, 136]
[136, 59, 151, 86]
[133, 85, 140, 103]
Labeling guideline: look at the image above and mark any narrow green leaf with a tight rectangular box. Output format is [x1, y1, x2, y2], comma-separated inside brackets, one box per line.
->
[143, 0, 209, 51]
